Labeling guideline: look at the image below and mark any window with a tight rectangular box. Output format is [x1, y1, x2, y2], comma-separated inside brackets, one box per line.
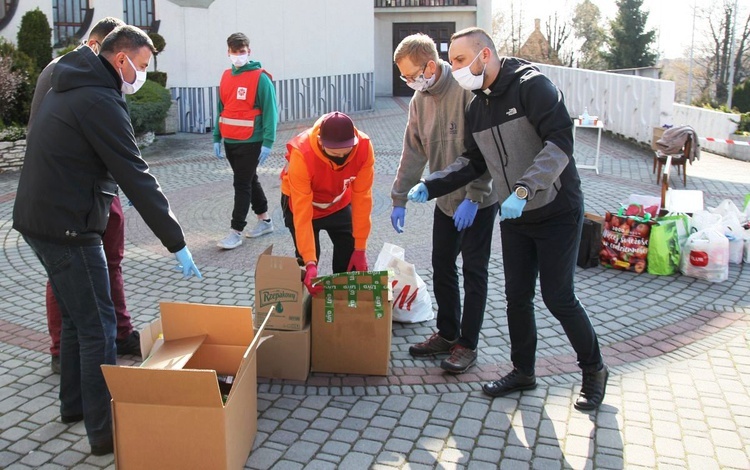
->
[124, 0, 155, 32]
[53, 0, 90, 46]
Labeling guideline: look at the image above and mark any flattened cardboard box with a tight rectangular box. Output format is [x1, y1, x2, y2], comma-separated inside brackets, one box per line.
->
[102, 301, 268, 470]
[256, 324, 310, 382]
[311, 271, 392, 376]
[254, 245, 311, 330]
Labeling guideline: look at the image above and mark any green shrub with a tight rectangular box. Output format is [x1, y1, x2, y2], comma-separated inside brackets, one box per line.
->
[126, 79, 171, 135]
[735, 113, 750, 136]
[733, 79, 750, 114]
[147, 71, 167, 87]
[0, 38, 37, 126]
[17, 8, 52, 73]
[0, 125, 26, 142]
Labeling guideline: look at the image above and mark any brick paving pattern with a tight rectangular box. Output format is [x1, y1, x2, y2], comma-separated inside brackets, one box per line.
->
[1, 97, 749, 469]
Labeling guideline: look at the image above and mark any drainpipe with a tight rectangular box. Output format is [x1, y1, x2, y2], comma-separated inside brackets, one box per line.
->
[726, 0, 739, 109]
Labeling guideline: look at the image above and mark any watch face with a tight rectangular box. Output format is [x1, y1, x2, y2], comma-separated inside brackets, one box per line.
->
[515, 186, 528, 199]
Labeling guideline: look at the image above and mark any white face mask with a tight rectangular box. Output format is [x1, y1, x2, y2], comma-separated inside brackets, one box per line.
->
[229, 53, 249, 68]
[406, 70, 437, 92]
[452, 49, 486, 91]
[120, 54, 147, 95]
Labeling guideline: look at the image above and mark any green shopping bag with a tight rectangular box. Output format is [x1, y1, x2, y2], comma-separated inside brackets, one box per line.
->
[647, 220, 681, 275]
[657, 212, 691, 248]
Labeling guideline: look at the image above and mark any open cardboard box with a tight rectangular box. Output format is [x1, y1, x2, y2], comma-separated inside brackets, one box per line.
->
[102, 301, 270, 470]
[254, 245, 311, 330]
[256, 324, 310, 382]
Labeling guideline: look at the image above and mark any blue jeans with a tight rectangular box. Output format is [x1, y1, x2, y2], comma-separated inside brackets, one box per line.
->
[432, 203, 498, 350]
[23, 235, 116, 447]
[500, 207, 603, 374]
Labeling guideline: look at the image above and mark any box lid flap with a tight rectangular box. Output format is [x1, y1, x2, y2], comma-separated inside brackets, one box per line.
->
[255, 244, 303, 278]
[158, 302, 253, 346]
[139, 318, 163, 359]
[101, 365, 223, 407]
[227, 306, 272, 402]
[140, 335, 206, 370]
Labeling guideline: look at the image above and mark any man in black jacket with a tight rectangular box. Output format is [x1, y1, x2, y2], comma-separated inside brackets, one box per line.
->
[13, 25, 201, 455]
[408, 27, 608, 411]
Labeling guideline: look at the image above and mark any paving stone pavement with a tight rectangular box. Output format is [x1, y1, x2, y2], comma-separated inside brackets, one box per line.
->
[1, 96, 750, 469]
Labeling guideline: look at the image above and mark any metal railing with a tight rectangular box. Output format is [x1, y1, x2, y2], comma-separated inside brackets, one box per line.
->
[374, 0, 475, 7]
[170, 72, 375, 134]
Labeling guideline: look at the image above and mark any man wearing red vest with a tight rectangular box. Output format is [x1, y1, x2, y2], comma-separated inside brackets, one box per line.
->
[213, 32, 278, 249]
[280, 112, 375, 295]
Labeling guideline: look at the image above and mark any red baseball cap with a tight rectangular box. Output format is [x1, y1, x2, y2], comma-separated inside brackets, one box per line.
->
[319, 112, 358, 149]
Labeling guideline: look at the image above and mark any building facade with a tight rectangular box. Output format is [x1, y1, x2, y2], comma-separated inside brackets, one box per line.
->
[0, 0, 490, 129]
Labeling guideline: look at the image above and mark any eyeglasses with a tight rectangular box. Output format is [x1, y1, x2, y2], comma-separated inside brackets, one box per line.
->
[399, 63, 428, 83]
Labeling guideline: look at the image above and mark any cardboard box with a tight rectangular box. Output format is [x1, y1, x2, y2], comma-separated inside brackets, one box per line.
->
[256, 324, 311, 382]
[311, 271, 392, 376]
[652, 126, 666, 150]
[102, 302, 269, 470]
[254, 245, 311, 331]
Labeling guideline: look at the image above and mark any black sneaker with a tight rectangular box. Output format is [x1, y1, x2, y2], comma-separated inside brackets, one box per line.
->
[116, 330, 141, 357]
[575, 364, 609, 411]
[440, 345, 477, 374]
[50, 355, 61, 374]
[482, 368, 537, 397]
[61, 413, 83, 424]
[408, 333, 457, 357]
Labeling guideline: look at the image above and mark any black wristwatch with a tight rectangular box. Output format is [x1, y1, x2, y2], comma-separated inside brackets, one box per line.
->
[513, 185, 529, 200]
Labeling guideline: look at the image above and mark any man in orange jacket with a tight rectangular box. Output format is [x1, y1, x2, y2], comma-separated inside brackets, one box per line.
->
[280, 112, 374, 295]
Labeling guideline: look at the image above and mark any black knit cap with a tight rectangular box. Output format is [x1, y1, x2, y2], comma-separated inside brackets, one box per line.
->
[319, 112, 358, 149]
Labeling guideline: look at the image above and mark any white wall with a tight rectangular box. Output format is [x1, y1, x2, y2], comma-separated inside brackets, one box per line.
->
[673, 104, 741, 157]
[157, 0, 374, 88]
[0, 1, 52, 45]
[537, 64, 675, 145]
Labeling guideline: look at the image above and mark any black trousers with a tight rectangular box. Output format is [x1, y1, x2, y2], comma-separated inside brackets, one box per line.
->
[433, 202, 498, 350]
[500, 206, 603, 374]
[224, 141, 268, 232]
[281, 194, 354, 274]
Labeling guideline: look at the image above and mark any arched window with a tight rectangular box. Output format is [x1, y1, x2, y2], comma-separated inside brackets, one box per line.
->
[53, 0, 93, 47]
[124, 0, 156, 32]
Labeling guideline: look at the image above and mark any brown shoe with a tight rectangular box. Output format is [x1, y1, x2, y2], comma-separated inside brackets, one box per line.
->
[408, 333, 457, 357]
[440, 345, 477, 374]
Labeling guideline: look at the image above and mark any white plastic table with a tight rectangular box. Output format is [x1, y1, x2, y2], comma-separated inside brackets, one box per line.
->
[573, 120, 604, 174]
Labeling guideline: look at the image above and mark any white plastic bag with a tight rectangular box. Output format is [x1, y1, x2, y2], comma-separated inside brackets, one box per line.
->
[680, 227, 729, 282]
[374, 243, 434, 323]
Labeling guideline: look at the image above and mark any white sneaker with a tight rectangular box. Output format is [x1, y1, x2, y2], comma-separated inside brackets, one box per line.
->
[217, 230, 243, 249]
[246, 220, 274, 238]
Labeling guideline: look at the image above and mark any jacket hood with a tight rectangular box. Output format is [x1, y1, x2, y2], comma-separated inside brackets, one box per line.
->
[51, 46, 118, 93]
[478, 57, 538, 99]
[231, 60, 263, 74]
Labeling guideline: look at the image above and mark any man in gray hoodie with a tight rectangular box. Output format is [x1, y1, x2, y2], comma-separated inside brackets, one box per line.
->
[391, 33, 498, 374]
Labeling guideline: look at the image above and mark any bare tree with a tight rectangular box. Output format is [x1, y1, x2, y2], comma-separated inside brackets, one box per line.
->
[492, 0, 525, 56]
[698, 1, 749, 106]
[545, 11, 574, 66]
[572, 0, 607, 70]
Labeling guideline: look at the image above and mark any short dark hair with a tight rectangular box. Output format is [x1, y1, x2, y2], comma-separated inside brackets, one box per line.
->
[100, 25, 156, 55]
[451, 27, 496, 53]
[89, 17, 125, 43]
[227, 32, 250, 51]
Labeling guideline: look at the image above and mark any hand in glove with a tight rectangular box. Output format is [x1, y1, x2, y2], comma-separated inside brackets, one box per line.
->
[213, 142, 223, 159]
[407, 182, 429, 203]
[174, 246, 203, 279]
[303, 262, 323, 296]
[499, 194, 526, 221]
[390, 207, 406, 233]
[453, 199, 478, 231]
[347, 249, 368, 272]
[258, 146, 271, 165]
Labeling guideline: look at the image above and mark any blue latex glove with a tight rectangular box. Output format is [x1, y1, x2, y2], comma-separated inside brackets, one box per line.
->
[390, 207, 406, 233]
[213, 142, 223, 159]
[407, 182, 429, 203]
[174, 246, 202, 279]
[453, 199, 478, 231]
[258, 146, 271, 165]
[499, 194, 527, 221]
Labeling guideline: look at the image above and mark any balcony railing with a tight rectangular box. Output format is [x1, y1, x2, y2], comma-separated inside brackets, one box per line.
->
[374, 0, 475, 7]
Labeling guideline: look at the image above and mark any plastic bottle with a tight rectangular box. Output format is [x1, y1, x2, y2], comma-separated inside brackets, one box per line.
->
[582, 107, 590, 125]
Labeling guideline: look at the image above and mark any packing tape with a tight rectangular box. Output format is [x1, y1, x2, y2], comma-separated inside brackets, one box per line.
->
[314, 271, 389, 322]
